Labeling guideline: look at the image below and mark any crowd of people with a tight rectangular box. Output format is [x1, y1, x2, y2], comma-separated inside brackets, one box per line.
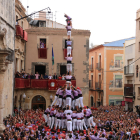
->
[2, 101, 140, 139]
[15, 71, 76, 80]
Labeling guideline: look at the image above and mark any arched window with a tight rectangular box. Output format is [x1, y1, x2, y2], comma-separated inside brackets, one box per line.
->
[136, 65, 139, 78]
[91, 96, 94, 107]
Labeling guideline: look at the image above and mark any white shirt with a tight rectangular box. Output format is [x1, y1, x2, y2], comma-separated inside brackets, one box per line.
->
[48, 76, 52, 79]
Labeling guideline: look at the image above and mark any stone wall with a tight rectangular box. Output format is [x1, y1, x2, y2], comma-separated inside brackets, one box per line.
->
[0, 0, 15, 133]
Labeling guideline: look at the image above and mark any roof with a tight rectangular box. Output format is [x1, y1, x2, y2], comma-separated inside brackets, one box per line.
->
[103, 37, 135, 47]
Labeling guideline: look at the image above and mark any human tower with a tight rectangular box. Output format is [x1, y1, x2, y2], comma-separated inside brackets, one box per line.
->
[43, 14, 96, 133]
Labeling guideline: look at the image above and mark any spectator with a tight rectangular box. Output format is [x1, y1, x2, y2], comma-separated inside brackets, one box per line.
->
[40, 74, 44, 79]
[30, 73, 34, 79]
[71, 75, 75, 80]
[35, 72, 40, 79]
[48, 74, 53, 79]
[43, 73, 48, 79]
[62, 74, 65, 80]
[53, 73, 58, 79]
[58, 75, 62, 80]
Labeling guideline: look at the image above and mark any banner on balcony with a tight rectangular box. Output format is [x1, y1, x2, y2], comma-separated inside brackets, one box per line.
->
[121, 101, 125, 106]
[124, 97, 133, 102]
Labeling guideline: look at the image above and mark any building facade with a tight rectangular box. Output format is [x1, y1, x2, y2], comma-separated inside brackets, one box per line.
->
[89, 38, 135, 107]
[135, 9, 140, 107]
[15, 0, 29, 74]
[0, 0, 15, 132]
[123, 39, 135, 111]
[14, 15, 90, 110]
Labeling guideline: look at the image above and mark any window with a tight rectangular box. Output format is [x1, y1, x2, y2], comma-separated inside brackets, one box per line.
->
[21, 21, 23, 29]
[65, 39, 67, 48]
[91, 57, 93, 69]
[99, 55, 101, 69]
[35, 65, 46, 76]
[115, 75, 122, 88]
[91, 96, 94, 107]
[60, 65, 67, 76]
[136, 65, 139, 78]
[115, 56, 122, 68]
[127, 80, 132, 84]
[40, 39, 46, 48]
[16, 15, 18, 25]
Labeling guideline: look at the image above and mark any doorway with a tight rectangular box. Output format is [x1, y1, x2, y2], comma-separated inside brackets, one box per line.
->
[60, 65, 67, 76]
[35, 65, 46, 75]
[32, 95, 46, 110]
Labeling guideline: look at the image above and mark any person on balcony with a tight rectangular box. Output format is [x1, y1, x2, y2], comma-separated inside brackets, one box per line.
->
[58, 75, 62, 80]
[71, 75, 76, 80]
[40, 74, 44, 79]
[53, 73, 58, 79]
[65, 54, 73, 75]
[30, 73, 34, 79]
[43, 73, 48, 79]
[35, 72, 40, 79]
[66, 39, 72, 57]
[62, 74, 65, 80]
[40, 40, 45, 48]
[48, 74, 53, 79]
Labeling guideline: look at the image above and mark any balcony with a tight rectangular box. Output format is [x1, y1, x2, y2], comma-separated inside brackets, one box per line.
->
[110, 61, 123, 71]
[89, 80, 93, 90]
[96, 63, 101, 70]
[109, 80, 123, 91]
[16, 25, 28, 42]
[15, 78, 76, 90]
[95, 82, 101, 90]
[124, 84, 133, 97]
[38, 48, 47, 59]
[89, 65, 94, 71]
[124, 66, 134, 76]
[16, 25, 23, 38]
[63, 48, 72, 59]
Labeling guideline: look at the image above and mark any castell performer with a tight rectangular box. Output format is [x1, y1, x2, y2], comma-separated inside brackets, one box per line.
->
[65, 54, 73, 75]
[66, 39, 72, 56]
[51, 86, 61, 106]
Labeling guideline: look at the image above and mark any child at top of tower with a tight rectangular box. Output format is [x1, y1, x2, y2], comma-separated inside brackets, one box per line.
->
[64, 14, 72, 26]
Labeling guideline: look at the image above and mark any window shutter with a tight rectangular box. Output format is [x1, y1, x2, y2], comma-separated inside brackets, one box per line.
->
[115, 75, 122, 79]
[115, 56, 122, 60]
[71, 39, 74, 49]
[62, 38, 65, 49]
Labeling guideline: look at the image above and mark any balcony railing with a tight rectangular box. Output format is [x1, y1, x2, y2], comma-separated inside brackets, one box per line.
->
[16, 25, 23, 38]
[109, 81, 122, 88]
[124, 84, 133, 96]
[110, 61, 123, 69]
[95, 82, 101, 89]
[124, 66, 134, 76]
[89, 80, 93, 89]
[96, 63, 101, 70]
[16, 25, 28, 42]
[89, 65, 94, 71]
[15, 78, 76, 90]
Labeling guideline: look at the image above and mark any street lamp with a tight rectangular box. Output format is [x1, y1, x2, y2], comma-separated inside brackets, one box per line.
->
[23, 93, 26, 102]
[50, 95, 53, 103]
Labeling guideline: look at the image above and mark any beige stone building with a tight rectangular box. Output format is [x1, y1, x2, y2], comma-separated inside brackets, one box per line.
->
[123, 38, 135, 111]
[14, 13, 90, 110]
[15, 0, 29, 73]
[134, 9, 140, 107]
[0, 0, 15, 132]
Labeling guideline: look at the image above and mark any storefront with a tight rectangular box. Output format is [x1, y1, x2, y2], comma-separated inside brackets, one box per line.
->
[109, 95, 123, 106]
[124, 97, 133, 111]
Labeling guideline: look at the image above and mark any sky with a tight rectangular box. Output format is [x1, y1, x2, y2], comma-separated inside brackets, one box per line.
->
[21, 0, 140, 47]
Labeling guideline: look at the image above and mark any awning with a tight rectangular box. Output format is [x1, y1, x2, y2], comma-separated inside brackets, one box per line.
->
[124, 97, 133, 102]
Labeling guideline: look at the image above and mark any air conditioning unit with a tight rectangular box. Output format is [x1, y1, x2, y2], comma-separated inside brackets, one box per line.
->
[39, 21, 46, 27]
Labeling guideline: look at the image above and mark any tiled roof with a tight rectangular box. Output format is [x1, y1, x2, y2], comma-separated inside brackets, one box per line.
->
[103, 37, 135, 47]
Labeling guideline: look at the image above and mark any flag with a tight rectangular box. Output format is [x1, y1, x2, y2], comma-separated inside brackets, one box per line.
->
[52, 47, 54, 65]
